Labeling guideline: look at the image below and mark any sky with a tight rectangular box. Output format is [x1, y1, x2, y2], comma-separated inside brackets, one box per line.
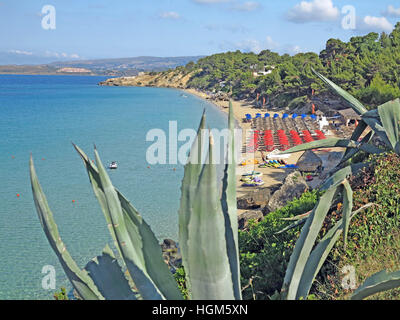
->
[1, 0, 400, 64]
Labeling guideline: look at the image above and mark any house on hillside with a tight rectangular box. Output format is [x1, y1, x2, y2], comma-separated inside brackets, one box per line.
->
[252, 65, 275, 77]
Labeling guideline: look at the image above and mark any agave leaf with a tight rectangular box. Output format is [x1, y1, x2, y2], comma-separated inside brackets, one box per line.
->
[187, 133, 235, 300]
[93, 148, 165, 300]
[283, 187, 337, 300]
[377, 98, 400, 154]
[275, 218, 307, 235]
[362, 109, 379, 119]
[74, 144, 182, 300]
[352, 269, 400, 300]
[73, 144, 122, 259]
[312, 68, 368, 116]
[320, 163, 367, 191]
[221, 101, 241, 300]
[178, 110, 206, 299]
[280, 138, 359, 155]
[341, 180, 353, 248]
[280, 210, 313, 221]
[74, 145, 182, 300]
[296, 230, 342, 300]
[295, 202, 373, 299]
[84, 245, 137, 300]
[361, 115, 393, 149]
[339, 130, 375, 165]
[29, 156, 103, 300]
[117, 192, 183, 300]
[341, 120, 368, 159]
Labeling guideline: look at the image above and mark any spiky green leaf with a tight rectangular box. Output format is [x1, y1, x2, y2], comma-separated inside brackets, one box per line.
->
[221, 101, 241, 300]
[295, 203, 372, 299]
[280, 138, 358, 155]
[75, 145, 181, 300]
[84, 245, 137, 300]
[320, 163, 367, 191]
[352, 269, 400, 300]
[178, 110, 206, 299]
[93, 149, 165, 300]
[29, 156, 103, 300]
[283, 187, 337, 300]
[341, 180, 353, 248]
[312, 68, 368, 116]
[187, 133, 235, 300]
[378, 98, 400, 154]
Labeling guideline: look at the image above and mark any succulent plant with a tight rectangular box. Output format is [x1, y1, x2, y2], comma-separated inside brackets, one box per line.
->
[278, 69, 400, 300]
[30, 101, 241, 300]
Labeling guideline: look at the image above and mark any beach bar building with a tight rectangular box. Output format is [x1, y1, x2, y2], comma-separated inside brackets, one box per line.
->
[296, 150, 323, 176]
[337, 108, 361, 126]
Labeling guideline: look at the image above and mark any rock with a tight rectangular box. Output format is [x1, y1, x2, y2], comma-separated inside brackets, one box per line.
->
[238, 210, 264, 230]
[263, 171, 308, 215]
[237, 187, 271, 210]
[161, 239, 182, 273]
[161, 238, 177, 250]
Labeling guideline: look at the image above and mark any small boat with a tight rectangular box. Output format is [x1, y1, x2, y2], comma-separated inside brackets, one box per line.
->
[109, 161, 118, 169]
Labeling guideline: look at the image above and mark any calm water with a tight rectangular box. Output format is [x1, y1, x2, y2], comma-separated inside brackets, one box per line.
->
[0, 75, 227, 299]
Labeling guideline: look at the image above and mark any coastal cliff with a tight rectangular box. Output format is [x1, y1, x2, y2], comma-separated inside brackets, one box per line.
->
[99, 69, 195, 88]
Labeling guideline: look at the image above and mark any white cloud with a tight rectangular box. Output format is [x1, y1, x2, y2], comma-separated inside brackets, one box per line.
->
[287, 0, 339, 23]
[44, 51, 80, 59]
[159, 11, 181, 19]
[230, 1, 261, 12]
[9, 49, 33, 56]
[383, 5, 400, 17]
[220, 36, 299, 54]
[358, 16, 393, 33]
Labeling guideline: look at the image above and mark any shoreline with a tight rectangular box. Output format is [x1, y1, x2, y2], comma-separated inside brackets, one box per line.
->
[181, 88, 310, 215]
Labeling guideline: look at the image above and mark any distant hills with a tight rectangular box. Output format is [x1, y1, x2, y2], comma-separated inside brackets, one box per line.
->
[0, 55, 204, 76]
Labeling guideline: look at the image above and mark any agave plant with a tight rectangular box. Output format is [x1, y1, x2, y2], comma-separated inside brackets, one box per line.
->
[30, 102, 240, 300]
[278, 68, 400, 300]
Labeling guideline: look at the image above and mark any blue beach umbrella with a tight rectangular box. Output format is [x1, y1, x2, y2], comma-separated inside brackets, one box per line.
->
[273, 113, 279, 119]
[264, 113, 270, 118]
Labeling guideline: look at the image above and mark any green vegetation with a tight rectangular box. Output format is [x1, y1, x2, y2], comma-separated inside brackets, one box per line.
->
[239, 191, 319, 300]
[53, 287, 69, 300]
[171, 23, 400, 108]
[30, 46, 400, 299]
[239, 153, 400, 300]
[277, 68, 400, 299]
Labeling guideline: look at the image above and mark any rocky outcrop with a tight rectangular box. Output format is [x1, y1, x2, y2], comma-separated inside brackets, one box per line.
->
[237, 187, 272, 210]
[161, 239, 182, 273]
[263, 171, 308, 215]
[99, 70, 196, 89]
[238, 210, 264, 230]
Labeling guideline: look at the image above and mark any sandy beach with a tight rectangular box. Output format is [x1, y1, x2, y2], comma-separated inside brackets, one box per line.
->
[184, 88, 345, 216]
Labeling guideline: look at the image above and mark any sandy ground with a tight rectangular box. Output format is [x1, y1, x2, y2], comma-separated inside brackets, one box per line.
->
[184, 88, 345, 215]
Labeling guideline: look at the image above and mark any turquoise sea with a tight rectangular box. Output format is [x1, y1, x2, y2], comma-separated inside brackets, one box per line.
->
[0, 75, 227, 299]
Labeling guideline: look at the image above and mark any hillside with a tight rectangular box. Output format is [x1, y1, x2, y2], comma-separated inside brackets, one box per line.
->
[100, 23, 400, 111]
[0, 55, 203, 76]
